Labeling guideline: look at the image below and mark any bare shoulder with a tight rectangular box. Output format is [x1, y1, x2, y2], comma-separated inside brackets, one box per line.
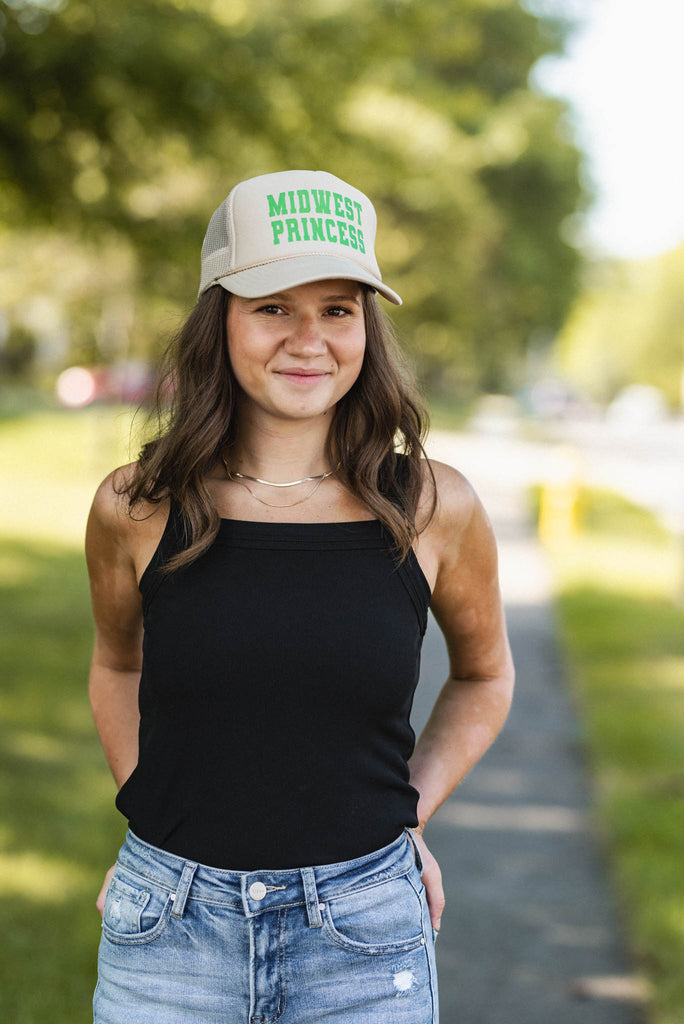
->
[418, 459, 481, 538]
[86, 463, 169, 580]
[88, 463, 138, 535]
[413, 459, 493, 593]
[418, 460, 512, 684]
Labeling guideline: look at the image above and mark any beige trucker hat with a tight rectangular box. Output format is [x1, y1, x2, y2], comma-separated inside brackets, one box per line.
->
[198, 170, 402, 305]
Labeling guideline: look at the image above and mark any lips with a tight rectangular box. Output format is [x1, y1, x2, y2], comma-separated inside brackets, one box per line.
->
[275, 368, 330, 384]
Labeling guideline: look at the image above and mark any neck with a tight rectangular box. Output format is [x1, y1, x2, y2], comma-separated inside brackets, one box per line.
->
[227, 414, 334, 483]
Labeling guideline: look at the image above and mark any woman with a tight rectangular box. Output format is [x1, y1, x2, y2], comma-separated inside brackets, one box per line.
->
[86, 169, 514, 1024]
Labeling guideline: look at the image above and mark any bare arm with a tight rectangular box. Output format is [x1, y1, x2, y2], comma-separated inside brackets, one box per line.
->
[87, 470, 167, 915]
[409, 463, 515, 925]
[85, 471, 146, 789]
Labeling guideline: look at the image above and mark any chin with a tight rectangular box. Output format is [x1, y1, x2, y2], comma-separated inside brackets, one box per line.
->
[281, 406, 335, 421]
[269, 395, 340, 420]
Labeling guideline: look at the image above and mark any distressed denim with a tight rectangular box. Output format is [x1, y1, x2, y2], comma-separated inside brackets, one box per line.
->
[94, 828, 438, 1023]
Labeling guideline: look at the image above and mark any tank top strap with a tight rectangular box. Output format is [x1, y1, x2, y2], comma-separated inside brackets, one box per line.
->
[138, 496, 189, 612]
[387, 452, 431, 636]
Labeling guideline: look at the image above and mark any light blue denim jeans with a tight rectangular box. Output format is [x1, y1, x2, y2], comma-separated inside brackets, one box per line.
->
[94, 828, 438, 1023]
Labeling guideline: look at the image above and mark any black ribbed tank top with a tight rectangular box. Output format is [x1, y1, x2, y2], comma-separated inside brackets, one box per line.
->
[116, 499, 431, 870]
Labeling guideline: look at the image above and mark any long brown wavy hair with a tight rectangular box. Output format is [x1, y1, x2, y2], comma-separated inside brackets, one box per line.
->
[121, 284, 436, 570]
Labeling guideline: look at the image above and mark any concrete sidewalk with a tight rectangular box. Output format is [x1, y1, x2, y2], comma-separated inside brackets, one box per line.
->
[411, 431, 649, 1024]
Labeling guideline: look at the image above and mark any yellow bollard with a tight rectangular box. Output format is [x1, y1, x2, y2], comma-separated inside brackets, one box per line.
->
[538, 446, 581, 548]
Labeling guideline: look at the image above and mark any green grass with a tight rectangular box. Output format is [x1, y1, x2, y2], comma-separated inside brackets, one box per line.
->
[0, 404, 147, 544]
[0, 406, 146, 1021]
[547, 489, 684, 1024]
[0, 537, 126, 1020]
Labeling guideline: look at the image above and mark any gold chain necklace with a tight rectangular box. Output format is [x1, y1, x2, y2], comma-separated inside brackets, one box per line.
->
[221, 456, 338, 509]
[227, 467, 335, 487]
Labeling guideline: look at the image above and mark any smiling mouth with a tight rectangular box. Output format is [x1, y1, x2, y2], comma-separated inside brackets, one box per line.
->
[275, 370, 330, 384]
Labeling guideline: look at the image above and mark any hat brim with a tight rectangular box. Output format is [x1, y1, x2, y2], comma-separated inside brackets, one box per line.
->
[208, 254, 402, 306]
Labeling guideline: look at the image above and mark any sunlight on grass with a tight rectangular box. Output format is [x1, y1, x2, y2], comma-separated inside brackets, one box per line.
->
[0, 852, 86, 902]
[0, 405, 148, 545]
[545, 488, 684, 1024]
[0, 505, 126, 1018]
[4, 730, 74, 763]
[553, 535, 678, 598]
[0, 547, 40, 585]
[586, 655, 684, 693]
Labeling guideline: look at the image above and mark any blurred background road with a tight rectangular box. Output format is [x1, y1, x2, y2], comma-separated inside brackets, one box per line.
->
[411, 427, 656, 1023]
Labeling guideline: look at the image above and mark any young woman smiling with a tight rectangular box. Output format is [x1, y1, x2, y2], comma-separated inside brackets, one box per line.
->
[86, 169, 514, 1024]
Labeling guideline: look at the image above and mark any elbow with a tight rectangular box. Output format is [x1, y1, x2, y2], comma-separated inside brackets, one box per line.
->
[486, 657, 516, 724]
[502, 654, 516, 712]
[505, 653, 515, 694]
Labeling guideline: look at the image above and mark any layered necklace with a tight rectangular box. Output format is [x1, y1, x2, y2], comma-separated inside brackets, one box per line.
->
[221, 455, 339, 508]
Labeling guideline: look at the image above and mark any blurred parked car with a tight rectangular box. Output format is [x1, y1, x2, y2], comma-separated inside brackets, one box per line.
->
[521, 378, 599, 421]
[468, 394, 523, 435]
[56, 361, 154, 408]
[606, 384, 669, 427]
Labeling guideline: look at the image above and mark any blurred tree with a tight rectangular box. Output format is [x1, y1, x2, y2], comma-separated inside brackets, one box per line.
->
[0, 0, 585, 395]
[557, 244, 684, 407]
[0, 321, 36, 376]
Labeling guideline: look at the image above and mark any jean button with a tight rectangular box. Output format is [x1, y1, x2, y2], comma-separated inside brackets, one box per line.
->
[249, 882, 267, 900]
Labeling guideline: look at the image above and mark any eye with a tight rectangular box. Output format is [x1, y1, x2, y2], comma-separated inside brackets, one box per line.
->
[255, 304, 284, 315]
[325, 305, 352, 317]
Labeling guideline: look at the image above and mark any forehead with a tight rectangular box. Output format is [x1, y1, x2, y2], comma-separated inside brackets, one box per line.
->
[242, 279, 364, 303]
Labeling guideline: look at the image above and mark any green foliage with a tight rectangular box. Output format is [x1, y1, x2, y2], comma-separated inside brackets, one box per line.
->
[426, 395, 473, 432]
[1, 0, 584, 394]
[0, 322, 36, 376]
[556, 244, 684, 406]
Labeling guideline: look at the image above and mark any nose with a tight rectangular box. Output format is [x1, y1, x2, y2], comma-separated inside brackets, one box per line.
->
[285, 313, 327, 354]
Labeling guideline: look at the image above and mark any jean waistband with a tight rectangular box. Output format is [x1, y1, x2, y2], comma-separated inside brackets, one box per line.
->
[117, 828, 421, 924]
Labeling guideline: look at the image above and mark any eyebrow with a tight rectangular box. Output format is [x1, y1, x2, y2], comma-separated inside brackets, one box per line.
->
[321, 293, 362, 305]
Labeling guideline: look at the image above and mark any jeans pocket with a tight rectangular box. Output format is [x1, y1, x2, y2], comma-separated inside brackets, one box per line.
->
[322, 874, 425, 955]
[102, 869, 174, 946]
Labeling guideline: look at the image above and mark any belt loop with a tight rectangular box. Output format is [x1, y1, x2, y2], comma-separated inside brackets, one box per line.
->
[300, 867, 323, 928]
[405, 828, 424, 871]
[170, 861, 198, 919]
